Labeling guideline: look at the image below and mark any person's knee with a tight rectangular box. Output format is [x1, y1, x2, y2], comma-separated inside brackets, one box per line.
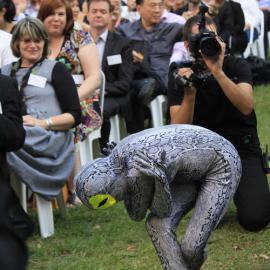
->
[181, 240, 200, 261]
[237, 209, 269, 231]
[181, 240, 206, 269]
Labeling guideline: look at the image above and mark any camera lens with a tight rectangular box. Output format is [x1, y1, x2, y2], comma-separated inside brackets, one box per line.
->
[200, 36, 221, 58]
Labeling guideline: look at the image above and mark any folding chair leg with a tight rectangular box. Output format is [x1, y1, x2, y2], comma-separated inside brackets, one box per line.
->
[56, 191, 66, 218]
[109, 115, 121, 142]
[36, 195, 54, 238]
[10, 173, 28, 213]
[21, 183, 27, 213]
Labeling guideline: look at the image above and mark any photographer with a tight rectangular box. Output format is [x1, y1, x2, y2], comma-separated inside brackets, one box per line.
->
[168, 14, 270, 231]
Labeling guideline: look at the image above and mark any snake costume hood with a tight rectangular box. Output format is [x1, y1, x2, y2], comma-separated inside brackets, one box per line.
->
[75, 148, 172, 221]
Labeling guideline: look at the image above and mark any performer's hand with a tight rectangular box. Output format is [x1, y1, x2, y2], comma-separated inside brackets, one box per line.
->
[134, 150, 167, 181]
[134, 151, 156, 177]
[102, 141, 117, 156]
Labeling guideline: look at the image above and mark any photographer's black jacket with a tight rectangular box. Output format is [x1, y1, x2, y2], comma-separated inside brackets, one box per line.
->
[168, 56, 260, 154]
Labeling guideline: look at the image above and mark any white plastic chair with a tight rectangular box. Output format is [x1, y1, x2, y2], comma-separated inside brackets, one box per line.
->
[9, 72, 107, 238]
[79, 70, 106, 165]
[109, 114, 127, 143]
[254, 10, 265, 59]
[11, 174, 65, 238]
[148, 95, 167, 128]
[243, 11, 265, 59]
[243, 23, 255, 58]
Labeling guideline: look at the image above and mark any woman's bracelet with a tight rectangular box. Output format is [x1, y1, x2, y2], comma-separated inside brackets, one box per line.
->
[45, 118, 53, 130]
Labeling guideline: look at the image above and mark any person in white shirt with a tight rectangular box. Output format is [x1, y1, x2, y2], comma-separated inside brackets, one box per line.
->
[121, 0, 140, 22]
[0, 30, 17, 68]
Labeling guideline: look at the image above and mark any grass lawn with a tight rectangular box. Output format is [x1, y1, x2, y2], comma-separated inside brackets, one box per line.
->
[27, 85, 270, 270]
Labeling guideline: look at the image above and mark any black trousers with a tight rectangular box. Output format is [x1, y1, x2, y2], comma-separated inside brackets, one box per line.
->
[100, 95, 132, 151]
[0, 177, 29, 269]
[234, 153, 270, 231]
[225, 132, 270, 231]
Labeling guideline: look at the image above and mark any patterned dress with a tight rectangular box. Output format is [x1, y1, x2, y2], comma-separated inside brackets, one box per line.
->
[56, 29, 102, 142]
[76, 124, 242, 270]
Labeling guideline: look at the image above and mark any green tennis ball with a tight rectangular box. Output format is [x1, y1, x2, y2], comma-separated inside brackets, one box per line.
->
[88, 194, 117, 210]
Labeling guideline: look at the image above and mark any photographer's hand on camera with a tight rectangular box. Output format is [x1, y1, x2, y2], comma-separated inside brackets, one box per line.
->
[200, 36, 226, 79]
[199, 37, 253, 116]
[177, 67, 197, 95]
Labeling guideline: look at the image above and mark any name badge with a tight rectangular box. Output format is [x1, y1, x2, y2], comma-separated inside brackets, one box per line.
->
[72, 74, 84, 85]
[107, 54, 122, 66]
[28, 74, 47, 88]
[0, 102, 2, 114]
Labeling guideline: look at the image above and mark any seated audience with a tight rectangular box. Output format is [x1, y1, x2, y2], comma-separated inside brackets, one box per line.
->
[24, 0, 40, 17]
[119, 0, 183, 98]
[118, 0, 183, 133]
[88, 0, 134, 151]
[12, 0, 26, 22]
[121, 0, 140, 22]
[38, 0, 101, 204]
[173, 0, 186, 11]
[68, 0, 90, 31]
[1, 17, 82, 200]
[0, 29, 17, 67]
[174, 0, 199, 20]
[109, 0, 130, 31]
[204, 0, 248, 55]
[0, 0, 16, 32]
[233, 0, 262, 42]
[162, 0, 185, 24]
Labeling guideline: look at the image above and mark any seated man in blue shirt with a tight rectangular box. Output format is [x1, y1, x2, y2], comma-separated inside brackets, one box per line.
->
[119, 0, 183, 98]
[118, 0, 183, 130]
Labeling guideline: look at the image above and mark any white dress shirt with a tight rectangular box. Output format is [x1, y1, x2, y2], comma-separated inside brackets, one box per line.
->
[91, 30, 109, 67]
[0, 30, 17, 68]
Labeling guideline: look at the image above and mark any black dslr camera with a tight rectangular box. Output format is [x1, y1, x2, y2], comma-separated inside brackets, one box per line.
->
[173, 3, 221, 88]
[189, 3, 221, 60]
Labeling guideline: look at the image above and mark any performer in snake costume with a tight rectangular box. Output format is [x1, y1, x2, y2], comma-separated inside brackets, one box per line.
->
[76, 124, 241, 270]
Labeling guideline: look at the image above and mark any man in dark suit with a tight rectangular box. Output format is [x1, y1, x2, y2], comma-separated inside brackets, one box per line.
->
[88, 0, 134, 150]
[0, 74, 30, 269]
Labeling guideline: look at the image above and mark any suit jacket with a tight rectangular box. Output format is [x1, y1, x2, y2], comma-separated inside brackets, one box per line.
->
[0, 74, 25, 183]
[101, 31, 134, 97]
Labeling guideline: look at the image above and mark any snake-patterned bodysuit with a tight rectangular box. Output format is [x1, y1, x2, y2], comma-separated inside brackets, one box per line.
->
[76, 124, 242, 270]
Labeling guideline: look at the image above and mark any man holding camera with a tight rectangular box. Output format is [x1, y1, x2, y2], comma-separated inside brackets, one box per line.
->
[168, 14, 270, 231]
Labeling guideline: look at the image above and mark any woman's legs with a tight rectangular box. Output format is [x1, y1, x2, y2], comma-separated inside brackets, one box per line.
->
[67, 149, 82, 204]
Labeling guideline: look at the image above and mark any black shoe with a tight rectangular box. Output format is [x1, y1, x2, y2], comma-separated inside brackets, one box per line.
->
[137, 78, 157, 105]
[67, 192, 82, 205]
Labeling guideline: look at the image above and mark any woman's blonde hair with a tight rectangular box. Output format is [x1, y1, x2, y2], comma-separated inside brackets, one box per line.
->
[11, 17, 49, 58]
